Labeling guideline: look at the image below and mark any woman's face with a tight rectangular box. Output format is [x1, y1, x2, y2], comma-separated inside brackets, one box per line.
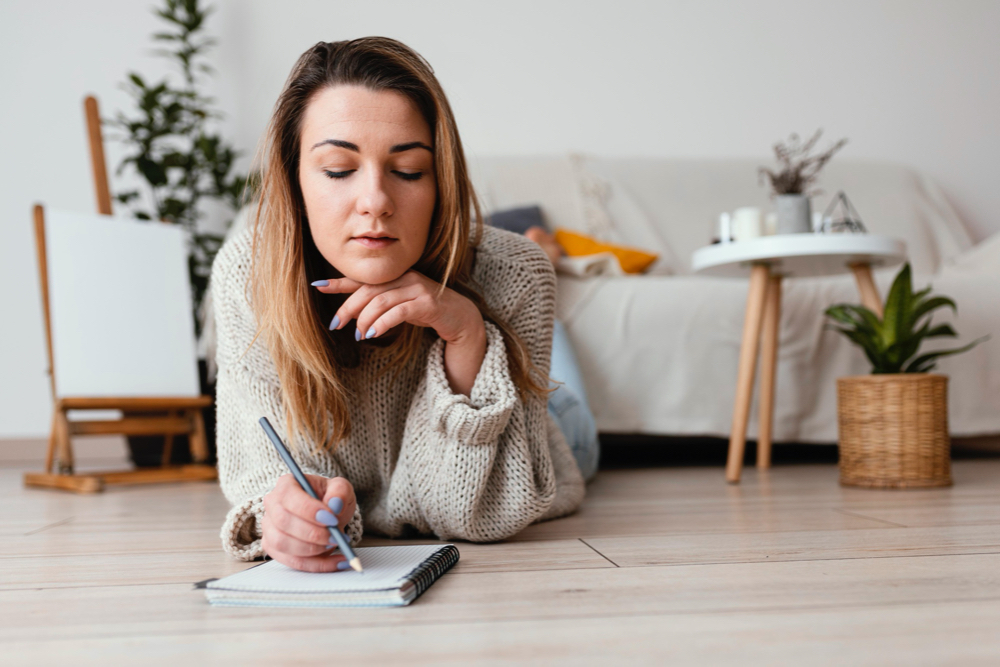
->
[298, 85, 436, 285]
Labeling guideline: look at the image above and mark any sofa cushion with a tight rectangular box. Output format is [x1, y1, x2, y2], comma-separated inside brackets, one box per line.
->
[485, 205, 548, 235]
[468, 154, 676, 274]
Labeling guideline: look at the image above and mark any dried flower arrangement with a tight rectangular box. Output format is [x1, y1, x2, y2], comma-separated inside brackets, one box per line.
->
[759, 129, 848, 197]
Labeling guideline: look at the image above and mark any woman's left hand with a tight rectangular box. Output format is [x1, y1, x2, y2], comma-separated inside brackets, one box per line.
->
[314, 271, 488, 396]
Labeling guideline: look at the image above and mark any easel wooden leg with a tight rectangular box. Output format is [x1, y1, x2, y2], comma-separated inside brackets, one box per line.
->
[54, 409, 73, 474]
[161, 410, 176, 467]
[726, 263, 771, 484]
[23, 472, 103, 493]
[189, 409, 209, 463]
[45, 411, 59, 474]
[849, 262, 883, 318]
[757, 274, 783, 469]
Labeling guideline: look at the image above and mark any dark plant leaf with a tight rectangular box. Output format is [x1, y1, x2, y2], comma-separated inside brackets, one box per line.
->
[884, 320, 931, 370]
[834, 327, 884, 369]
[840, 304, 882, 340]
[825, 304, 856, 325]
[924, 323, 957, 339]
[136, 156, 167, 186]
[161, 197, 187, 221]
[115, 190, 139, 204]
[881, 262, 911, 349]
[910, 296, 957, 329]
[903, 336, 990, 373]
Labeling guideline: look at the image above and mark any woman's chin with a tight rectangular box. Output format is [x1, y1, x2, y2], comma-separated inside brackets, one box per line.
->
[340, 261, 409, 286]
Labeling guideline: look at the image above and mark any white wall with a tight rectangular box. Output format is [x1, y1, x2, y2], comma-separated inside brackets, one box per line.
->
[2, 0, 998, 438]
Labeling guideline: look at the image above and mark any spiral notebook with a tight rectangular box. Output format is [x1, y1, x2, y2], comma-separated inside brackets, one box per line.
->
[198, 544, 460, 608]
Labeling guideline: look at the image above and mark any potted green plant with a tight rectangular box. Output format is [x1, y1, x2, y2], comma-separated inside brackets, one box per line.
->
[825, 263, 987, 487]
[106, 0, 254, 466]
[759, 129, 847, 234]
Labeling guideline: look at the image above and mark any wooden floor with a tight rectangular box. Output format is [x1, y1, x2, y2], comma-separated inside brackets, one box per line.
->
[3, 455, 1000, 665]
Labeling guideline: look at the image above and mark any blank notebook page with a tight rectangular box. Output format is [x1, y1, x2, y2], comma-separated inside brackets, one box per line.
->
[207, 545, 451, 593]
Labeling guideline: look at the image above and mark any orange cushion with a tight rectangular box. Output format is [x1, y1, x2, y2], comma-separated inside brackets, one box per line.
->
[554, 229, 659, 274]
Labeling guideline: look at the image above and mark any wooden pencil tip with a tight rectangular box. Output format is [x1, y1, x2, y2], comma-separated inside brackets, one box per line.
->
[350, 557, 363, 573]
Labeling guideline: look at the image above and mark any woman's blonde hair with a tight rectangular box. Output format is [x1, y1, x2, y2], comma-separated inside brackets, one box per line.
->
[245, 37, 549, 455]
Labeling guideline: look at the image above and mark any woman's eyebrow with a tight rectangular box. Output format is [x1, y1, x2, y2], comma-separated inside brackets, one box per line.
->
[389, 141, 433, 154]
[310, 139, 432, 154]
[311, 139, 359, 152]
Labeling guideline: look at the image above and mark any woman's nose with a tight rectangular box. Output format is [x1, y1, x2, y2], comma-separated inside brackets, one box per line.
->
[355, 169, 394, 219]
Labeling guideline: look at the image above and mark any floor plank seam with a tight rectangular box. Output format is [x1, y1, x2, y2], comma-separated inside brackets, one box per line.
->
[578, 539, 620, 567]
[22, 518, 74, 536]
[833, 508, 908, 527]
[0, 548, 223, 560]
[1, 565, 624, 592]
[9, 550, 1000, 593]
[4, 595, 1000, 643]
[0, 581, 188, 593]
[506, 524, 936, 542]
[594, 549, 1000, 568]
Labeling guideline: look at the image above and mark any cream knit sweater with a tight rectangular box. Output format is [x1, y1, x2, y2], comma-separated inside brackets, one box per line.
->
[213, 223, 586, 561]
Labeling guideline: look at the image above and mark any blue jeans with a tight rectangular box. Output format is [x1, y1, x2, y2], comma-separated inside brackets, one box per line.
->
[547, 319, 600, 482]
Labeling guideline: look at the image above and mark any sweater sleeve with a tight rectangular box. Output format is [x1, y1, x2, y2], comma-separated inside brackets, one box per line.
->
[212, 234, 363, 561]
[382, 243, 579, 542]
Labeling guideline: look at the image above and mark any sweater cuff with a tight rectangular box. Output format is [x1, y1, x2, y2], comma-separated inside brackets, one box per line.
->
[426, 320, 518, 444]
[220, 494, 265, 561]
[220, 466, 362, 561]
[342, 501, 364, 546]
[220, 496, 364, 560]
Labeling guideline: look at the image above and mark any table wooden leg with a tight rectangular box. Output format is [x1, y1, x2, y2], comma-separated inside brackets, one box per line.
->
[757, 274, 783, 469]
[849, 262, 883, 318]
[726, 263, 770, 484]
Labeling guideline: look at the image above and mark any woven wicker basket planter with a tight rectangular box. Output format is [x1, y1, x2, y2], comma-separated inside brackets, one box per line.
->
[836, 374, 951, 488]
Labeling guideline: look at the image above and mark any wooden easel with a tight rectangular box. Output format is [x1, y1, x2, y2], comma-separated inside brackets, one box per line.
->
[22, 96, 217, 493]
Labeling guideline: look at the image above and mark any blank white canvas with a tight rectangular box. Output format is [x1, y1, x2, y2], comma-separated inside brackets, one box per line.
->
[45, 209, 200, 398]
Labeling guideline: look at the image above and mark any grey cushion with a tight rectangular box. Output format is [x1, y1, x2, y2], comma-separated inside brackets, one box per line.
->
[486, 205, 547, 236]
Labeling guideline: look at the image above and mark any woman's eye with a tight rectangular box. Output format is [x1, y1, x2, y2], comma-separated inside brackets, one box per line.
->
[324, 170, 355, 179]
[393, 171, 424, 181]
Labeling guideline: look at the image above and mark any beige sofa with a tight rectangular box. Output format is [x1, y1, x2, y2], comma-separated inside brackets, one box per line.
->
[468, 154, 1000, 442]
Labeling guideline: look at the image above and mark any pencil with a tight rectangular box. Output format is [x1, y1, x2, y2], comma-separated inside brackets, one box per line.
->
[258, 417, 363, 573]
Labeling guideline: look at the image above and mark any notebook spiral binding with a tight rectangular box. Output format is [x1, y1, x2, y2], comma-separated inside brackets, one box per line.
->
[400, 544, 461, 602]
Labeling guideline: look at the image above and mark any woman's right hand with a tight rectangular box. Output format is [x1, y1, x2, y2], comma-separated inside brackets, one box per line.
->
[260, 473, 357, 572]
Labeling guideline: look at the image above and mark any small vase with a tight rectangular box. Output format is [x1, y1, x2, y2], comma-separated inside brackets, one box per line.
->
[775, 194, 812, 234]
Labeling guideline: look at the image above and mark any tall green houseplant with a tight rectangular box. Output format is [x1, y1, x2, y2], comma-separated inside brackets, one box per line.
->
[824, 263, 986, 373]
[107, 0, 254, 337]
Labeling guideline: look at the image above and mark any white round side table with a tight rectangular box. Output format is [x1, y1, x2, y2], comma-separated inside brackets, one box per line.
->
[691, 234, 907, 483]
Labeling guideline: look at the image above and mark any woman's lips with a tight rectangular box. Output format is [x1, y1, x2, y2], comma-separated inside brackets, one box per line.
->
[352, 236, 397, 249]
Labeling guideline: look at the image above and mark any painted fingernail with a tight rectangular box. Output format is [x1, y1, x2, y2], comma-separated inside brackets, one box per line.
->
[315, 509, 338, 527]
[329, 314, 340, 330]
[355, 328, 362, 342]
[365, 326, 376, 339]
[311, 280, 329, 287]
[328, 496, 344, 514]
[337, 560, 352, 571]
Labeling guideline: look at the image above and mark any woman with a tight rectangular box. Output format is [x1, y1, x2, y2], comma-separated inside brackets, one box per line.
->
[213, 37, 590, 573]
